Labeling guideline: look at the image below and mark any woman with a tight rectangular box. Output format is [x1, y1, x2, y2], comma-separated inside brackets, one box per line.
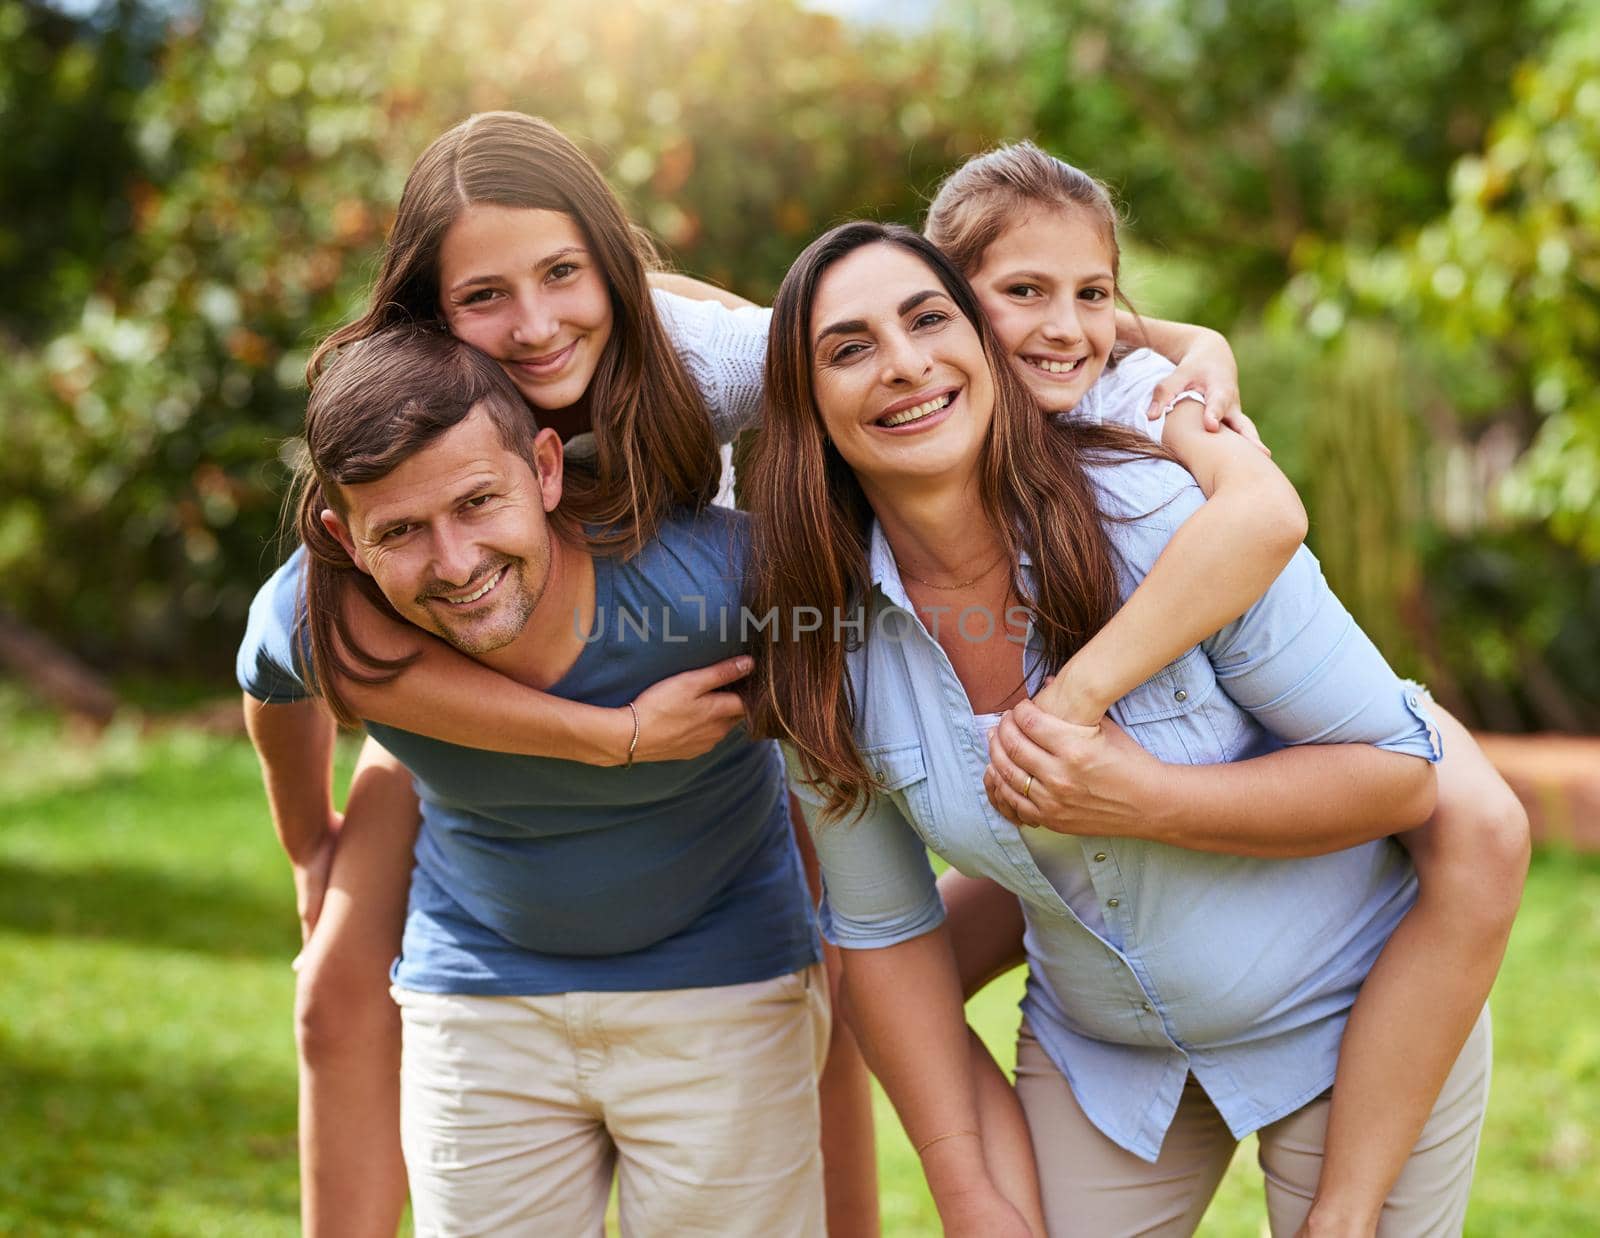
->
[745, 221, 1494, 1236]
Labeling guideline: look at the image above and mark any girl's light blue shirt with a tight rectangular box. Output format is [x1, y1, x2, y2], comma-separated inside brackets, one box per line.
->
[788, 453, 1443, 1163]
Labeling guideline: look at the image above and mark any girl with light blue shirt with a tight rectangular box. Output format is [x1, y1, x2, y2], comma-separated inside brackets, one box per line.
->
[745, 218, 1500, 1236]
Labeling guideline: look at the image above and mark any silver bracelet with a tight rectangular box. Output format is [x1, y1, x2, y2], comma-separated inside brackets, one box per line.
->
[624, 702, 640, 768]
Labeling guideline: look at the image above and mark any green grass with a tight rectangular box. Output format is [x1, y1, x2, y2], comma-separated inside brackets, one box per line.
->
[2, 699, 1595, 1235]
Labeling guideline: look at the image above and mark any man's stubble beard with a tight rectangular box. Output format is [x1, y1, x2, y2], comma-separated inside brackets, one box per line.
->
[424, 554, 547, 656]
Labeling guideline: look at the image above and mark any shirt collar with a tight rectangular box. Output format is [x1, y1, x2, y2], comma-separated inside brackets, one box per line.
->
[866, 517, 1034, 612]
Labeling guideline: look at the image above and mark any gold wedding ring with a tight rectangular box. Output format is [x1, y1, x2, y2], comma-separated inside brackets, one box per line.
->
[1022, 773, 1034, 800]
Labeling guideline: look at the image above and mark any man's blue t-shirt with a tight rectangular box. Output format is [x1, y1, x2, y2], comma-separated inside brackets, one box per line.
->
[237, 507, 819, 995]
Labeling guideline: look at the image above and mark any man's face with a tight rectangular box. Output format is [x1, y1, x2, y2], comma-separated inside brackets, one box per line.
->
[322, 406, 564, 655]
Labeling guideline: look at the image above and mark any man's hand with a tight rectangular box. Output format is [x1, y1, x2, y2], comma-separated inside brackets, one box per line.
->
[627, 655, 753, 762]
[290, 812, 342, 942]
[983, 701, 1164, 836]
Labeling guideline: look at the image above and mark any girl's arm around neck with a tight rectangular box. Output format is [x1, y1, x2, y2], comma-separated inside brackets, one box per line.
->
[1116, 311, 1252, 436]
[1036, 411, 1306, 725]
[647, 271, 756, 310]
[333, 591, 750, 764]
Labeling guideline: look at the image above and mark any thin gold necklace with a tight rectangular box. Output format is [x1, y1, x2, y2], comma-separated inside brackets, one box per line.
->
[894, 549, 1008, 592]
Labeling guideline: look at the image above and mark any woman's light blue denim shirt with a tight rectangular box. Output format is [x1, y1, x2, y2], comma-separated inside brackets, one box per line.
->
[788, 454, 1443, 1163]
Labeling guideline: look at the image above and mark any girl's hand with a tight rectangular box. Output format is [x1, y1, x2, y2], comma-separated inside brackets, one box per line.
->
[983, 701, 1164, 835]
[1145, 328, 1266, 451]
[627, 655, 753, 762]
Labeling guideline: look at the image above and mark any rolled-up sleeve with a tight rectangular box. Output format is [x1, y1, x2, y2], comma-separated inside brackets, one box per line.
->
[783, 743, 945, 949]
[1204, 546, 1443, 761]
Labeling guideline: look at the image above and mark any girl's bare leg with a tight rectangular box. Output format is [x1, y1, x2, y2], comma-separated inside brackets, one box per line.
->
[1304, 707, 1529, 1236]
[791, 800, 881, 1238]
[293, 738, 420, 1238]
[941, 869, 1045, 1237]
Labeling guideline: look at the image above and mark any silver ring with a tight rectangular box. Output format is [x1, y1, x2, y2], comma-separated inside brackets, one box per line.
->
[1162, 389, 1207, 416]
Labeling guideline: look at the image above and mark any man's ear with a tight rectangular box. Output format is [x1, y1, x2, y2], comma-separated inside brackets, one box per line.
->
[319, 507, 370, 574]
[531, 428, 565, 514]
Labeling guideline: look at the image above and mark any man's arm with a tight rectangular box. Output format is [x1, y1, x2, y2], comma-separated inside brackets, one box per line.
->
[241, 693, 342, 939]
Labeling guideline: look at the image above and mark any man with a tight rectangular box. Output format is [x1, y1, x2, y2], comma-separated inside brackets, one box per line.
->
[238, 325, 826, 1236]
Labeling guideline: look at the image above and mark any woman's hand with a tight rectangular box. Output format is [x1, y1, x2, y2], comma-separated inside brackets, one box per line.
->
[935, 1182, 1038, 1238]
[1145, 327, 1265, 450]
[627, 654, 753, 762]
[983, 700, 1168, 836]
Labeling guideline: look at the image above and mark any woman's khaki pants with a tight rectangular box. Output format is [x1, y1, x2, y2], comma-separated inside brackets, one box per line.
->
[1016, 1009, 1491, 1237]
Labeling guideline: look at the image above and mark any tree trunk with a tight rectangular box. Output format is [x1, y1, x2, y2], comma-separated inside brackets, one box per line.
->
[0, 609, 120, 726]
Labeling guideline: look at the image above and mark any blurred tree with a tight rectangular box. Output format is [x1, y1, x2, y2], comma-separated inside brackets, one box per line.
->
[1257, 7, 1600, 729]
[0, 0, 1004, 673]
[1292, 8, 1600, 556]
[0, 0, 164, 340]
[0, 0, 1592, 734]
[955, 0, 1582, 323]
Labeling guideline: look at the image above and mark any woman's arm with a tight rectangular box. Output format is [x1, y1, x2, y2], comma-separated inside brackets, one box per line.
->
[335, 592, 751, 764]
[984, 704, 1435, 857]
[789, 759, 1042, 1235]
[1035, 413, 1306, 725]
[989, 523, 1442, 853]
[839, 933, 1035, 1237]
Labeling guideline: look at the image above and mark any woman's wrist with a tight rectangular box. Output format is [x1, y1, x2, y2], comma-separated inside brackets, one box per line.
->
[920, 1128, 991, 1199]
[1140, 762, 1193, 846]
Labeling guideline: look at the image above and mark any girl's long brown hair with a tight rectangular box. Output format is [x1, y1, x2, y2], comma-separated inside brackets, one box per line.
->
[308, 110, 718, 556]
[744, 222, 1167, 821]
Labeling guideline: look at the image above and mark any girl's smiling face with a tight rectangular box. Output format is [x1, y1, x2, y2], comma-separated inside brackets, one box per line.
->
[437, 204, 614, 413]
[969, 207, 1118, 413]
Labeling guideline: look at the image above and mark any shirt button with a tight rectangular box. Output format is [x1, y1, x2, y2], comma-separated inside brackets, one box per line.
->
[1174, 689, 1188, 702]
[1093, 852, 1108, 863]
[1107, 898, 1120, 908]
[1141, 1002, 1153, 1013]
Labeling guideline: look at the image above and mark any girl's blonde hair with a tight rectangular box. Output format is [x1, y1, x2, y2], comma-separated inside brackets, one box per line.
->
[925, 141, 1123, 286]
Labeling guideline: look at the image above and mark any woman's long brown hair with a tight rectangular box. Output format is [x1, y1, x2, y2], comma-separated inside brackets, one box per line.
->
[308, 110, 718, 557]
[744, 222, 1167, 821]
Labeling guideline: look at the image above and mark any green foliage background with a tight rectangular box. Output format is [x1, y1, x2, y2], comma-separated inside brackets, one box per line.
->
[1, 0, 1596, 729]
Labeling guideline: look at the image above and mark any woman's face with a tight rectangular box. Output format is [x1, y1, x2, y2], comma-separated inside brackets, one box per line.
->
[808, 242, 995, 489]
[968, 207, 1117, 413]
[438, 204, 614, 412]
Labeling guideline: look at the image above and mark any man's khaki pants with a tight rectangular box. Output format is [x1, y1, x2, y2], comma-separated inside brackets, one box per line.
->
[394, 965, 829, 1237]
[1016, 1008, 1491, 1237]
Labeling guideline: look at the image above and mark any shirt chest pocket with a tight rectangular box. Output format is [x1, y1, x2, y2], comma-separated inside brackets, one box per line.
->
[1110, 646, 1239, 764]
[861, 740, 946, 851]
